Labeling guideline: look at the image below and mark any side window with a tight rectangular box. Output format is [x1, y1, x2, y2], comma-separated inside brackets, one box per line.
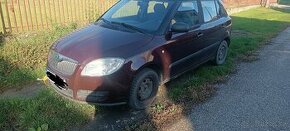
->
[215, 0, 228, 17]
[201, 0, 218, 22]
[171, 1, 199, 27]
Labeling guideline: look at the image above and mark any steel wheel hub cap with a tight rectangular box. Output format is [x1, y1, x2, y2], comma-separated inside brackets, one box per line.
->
[218, 44, 227, 61]
[138, 78, 153, 101]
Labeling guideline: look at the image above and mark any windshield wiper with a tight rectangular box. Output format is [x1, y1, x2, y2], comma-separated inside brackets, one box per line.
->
[111, 21, 145, 34]
[99, 18, 112, 25]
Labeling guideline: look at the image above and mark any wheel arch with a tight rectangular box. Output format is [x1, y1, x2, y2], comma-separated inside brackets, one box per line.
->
[224, 36, 231, 46]
[135, 63, 163, 81]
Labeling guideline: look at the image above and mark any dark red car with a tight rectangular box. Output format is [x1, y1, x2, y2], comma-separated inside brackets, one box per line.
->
[46, 0, 231, 109]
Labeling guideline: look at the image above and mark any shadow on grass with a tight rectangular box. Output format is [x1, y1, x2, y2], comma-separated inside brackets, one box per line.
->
[0, 89, 94, 130]
[0, 57, 36, 92]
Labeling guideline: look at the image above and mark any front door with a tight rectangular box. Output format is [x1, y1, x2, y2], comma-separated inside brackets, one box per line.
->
[164, 0, 206, 77]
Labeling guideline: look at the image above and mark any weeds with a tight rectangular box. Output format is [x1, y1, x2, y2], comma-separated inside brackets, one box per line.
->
[0, 24, 77, 91]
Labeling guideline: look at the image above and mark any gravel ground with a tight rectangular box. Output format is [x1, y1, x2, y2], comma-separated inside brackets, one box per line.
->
[167, 27, 290, 131]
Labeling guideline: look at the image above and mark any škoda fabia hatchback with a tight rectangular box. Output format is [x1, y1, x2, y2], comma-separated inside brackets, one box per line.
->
[46, 0, 231, 109]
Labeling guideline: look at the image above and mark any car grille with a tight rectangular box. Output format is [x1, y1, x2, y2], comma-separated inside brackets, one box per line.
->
[48, 51, 78, 75]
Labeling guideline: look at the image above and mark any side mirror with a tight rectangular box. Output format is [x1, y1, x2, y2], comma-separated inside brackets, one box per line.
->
[171, 22, 190, 33]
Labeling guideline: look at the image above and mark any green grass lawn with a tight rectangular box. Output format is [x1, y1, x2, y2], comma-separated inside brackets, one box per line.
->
[0, 7, 290, 130]
[0, 23, 78, 92]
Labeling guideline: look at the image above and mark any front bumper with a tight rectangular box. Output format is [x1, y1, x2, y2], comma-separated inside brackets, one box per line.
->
[46, 64, 134, 105]
[48, 79, 126, 106]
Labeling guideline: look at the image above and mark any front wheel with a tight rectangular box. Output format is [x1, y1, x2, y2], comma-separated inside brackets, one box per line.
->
[213, 40, 229, 65]
[129, 68, 160, 110]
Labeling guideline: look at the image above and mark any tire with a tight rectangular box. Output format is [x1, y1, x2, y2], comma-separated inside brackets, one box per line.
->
[213, 40, 229, 65]
[129, 68, 160, 110]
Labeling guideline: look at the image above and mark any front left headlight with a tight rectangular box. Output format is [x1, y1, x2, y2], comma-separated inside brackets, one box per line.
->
[81, 58, 125, 77]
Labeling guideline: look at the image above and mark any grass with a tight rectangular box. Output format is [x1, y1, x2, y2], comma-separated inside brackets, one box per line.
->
[0, 23, 78, 91]
[0, 19, 103, 130]
[0, 7, 290, 131]
[0, 89, 95, 130]
[0, 24, 98, 130]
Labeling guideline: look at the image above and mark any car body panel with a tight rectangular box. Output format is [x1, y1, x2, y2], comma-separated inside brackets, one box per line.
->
[46, 0, 232, 105]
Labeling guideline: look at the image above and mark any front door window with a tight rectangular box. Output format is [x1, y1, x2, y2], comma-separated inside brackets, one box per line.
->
[171, 1, 200, 28]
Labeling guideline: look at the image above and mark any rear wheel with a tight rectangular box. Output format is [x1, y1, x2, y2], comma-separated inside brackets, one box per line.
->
[213, 40, 229, 65]
[129, 68, 160, 110]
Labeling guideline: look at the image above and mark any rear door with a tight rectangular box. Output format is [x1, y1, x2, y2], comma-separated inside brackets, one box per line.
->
[214, 0, 232, 42]
[199, 0, 222, 59]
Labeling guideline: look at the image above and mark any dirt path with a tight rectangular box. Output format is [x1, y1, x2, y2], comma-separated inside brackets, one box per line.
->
[166, 27, 290, 130]
[0, 82, 45, 99]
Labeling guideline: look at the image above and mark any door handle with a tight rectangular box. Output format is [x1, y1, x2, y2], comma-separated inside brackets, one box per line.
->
[197, 32, 204, 37]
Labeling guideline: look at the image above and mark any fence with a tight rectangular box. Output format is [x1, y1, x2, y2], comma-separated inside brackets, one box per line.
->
[0, 0, 117, 34]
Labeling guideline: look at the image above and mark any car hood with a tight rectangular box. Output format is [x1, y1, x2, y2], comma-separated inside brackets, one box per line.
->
[52, 23, 153, 63]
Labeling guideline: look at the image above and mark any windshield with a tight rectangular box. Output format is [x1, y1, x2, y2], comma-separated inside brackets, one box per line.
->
[100, 0, 175, 33]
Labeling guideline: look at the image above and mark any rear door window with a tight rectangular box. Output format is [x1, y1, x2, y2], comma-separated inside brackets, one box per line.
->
[201, 0, 218, 22]
[171, 1, 200, 27]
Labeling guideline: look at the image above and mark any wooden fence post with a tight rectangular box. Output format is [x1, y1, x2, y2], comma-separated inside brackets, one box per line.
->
[0, 1, 6, 34]
[11, 0, 18, 32]
[4, 0, 12, 33]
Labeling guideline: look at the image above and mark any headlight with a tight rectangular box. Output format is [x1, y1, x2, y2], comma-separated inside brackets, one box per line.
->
[81, 58, 125, 77]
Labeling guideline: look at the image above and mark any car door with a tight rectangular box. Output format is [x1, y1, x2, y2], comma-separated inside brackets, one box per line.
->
[164, 0, 206, 77]
[214, 0, 232, 42]
[198, 0, 223, 59]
